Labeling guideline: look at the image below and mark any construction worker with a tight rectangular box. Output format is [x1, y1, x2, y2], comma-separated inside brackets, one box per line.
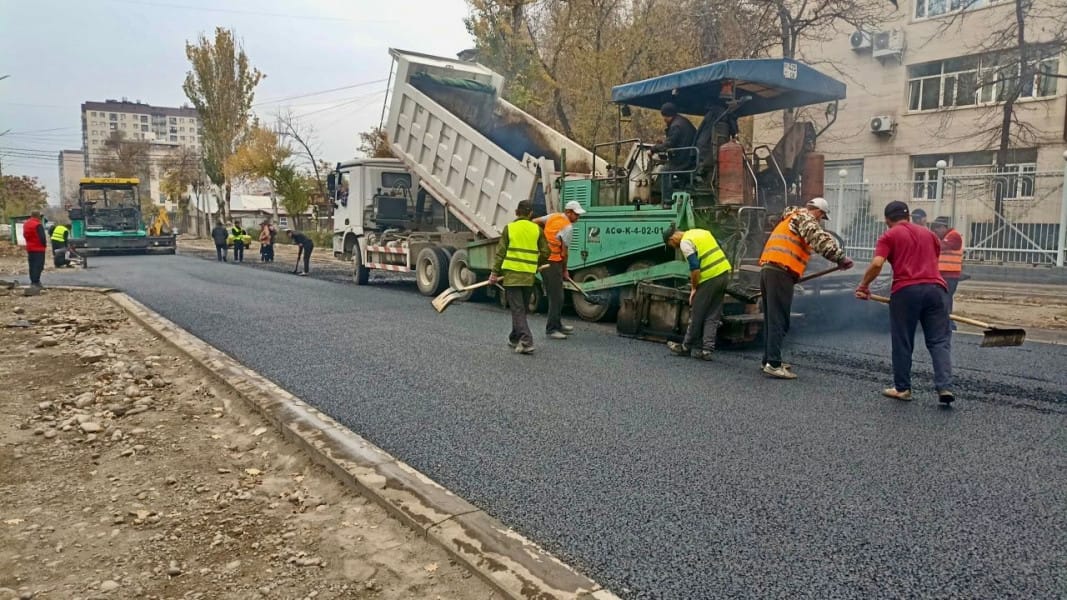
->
[50, 222, 71, 268]
[856, 201, 954, 405]
[758, 197, 854, 379]
[931, 216, 963, 326]
[663, 224, 731, 360]
[911, 208, 928, 227]
[22, 210, 47, 291]
[286, 229, 314, 275]
[211, 221, 229, 262]
[533, 200, 586, 339]
[650, 102, 696, 203]
[489, 200, 549, 355]
[259, 221, 273, 262]
[230, 221, 247, 263]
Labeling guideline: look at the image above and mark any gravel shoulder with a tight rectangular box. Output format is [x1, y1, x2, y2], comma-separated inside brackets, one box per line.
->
[0, 288, 495, 600]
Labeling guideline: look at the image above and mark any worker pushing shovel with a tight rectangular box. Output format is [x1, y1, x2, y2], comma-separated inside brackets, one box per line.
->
[286, 229, 314, 276]
[490, 200, 549, 355]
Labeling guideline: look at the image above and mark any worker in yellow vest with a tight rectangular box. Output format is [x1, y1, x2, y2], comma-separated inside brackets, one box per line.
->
[663, 225, 732, 361]
[931, 217, 963, 328]
[533, 200, 586, 339]
[50, 223, 71, 268]
[489, 200, 550, 355]
[758, 198, 853, 379]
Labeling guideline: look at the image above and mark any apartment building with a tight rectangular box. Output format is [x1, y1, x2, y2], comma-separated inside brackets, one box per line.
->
[57, 149, 85, 206]
[80, 99, 201, 209]
[754, 1, 1066, 263]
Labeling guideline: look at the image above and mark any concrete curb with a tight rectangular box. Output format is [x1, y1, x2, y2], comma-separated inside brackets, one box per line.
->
[105, 291, 619, 600]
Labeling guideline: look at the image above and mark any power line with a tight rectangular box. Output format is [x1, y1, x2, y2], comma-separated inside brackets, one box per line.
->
[253, 79, 388, 107]
[99, 0, 397, 23]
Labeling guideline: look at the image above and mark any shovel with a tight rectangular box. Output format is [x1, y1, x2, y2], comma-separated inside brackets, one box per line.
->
[564, 275, 605, 305]
[432, 279, 495, 313]
[727, 265, 844, 303]
[869, 294, 1026, 347]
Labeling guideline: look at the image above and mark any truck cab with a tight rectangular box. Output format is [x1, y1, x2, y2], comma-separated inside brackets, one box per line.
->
[331, 158, 420, 260]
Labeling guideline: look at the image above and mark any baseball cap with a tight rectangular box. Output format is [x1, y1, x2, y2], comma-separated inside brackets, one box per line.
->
[911, 208, 927, 218]
[563, 200, 586, 215]
[932, 216, 952, 227]
[806, 197, 831, 220]
[662, 223, 678, 246]
[884, 201, 910, 220]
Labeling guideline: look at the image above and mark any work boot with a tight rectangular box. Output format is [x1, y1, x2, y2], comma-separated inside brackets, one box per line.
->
[547, 331, 568, 340]
[693, 349, 714, 361]
[762, 364, 797, 379]
[506, 336, 517, 348]
[667, 341, 690, 356]
[760, 362, 792, 371]
[882, 387, 913, 401]
[514, 342, 535, 355]
[938, 390, 956, 405]
[560, 325, 575, 334]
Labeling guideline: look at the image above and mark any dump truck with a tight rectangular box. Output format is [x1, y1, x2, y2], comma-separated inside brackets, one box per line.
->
[330, 49, 603, 297]
[69, 177, 176, 254]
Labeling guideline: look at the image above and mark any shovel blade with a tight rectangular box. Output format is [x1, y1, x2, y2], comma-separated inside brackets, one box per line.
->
[431, 289, 460, 313]
[979, 328, 1026, 348]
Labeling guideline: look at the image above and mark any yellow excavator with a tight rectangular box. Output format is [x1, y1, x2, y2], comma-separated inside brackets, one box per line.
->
[148, 207, 171, 236]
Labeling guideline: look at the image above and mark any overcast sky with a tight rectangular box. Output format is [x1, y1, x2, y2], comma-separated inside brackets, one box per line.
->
[0, 0, 474, 204]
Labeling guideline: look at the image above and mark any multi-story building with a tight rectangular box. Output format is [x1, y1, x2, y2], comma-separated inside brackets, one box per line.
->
[754, 2, 1066, 264]
[80, 99, 201, 210]
[57, 149, 85, 207]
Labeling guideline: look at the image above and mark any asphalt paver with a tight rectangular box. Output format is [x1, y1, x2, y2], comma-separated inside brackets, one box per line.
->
[42, 254, 1067, 599]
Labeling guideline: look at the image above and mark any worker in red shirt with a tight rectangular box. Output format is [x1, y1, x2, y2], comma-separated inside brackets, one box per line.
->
[855, 201, 954, 405]
[931, 217, 963, 326]
[22, 210, 47, 291]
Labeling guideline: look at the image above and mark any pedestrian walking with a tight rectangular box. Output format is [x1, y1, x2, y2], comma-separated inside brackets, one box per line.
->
[663, 225, 731, 361]
[931, 216, 963, 326]
[22, 210, 47, 291]
[855, 201, 954, 405]
[50, 222, 71, 268]
[231, 221, 247, 263]
[211, 221, 229, 262]
[758, 197, 854, 379]
[286, 229, 314, 275]
[489, 200, 549, 355]
[533, 200, 586, 339]
[259, 221, 272, 262]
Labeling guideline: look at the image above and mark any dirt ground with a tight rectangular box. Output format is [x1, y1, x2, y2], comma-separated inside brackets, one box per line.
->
[0, 288, 496, 600]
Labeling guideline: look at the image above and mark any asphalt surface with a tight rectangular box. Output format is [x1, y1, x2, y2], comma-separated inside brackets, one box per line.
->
[38, 253, 1067, 599]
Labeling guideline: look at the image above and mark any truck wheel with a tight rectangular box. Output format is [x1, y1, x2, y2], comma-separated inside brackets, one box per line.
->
[415, 247, 450, 296]
[446, 249, 481, 302]
[352, 242, 370, 286]
[528, 283, 546, 314]
[571, 266, 618, 322]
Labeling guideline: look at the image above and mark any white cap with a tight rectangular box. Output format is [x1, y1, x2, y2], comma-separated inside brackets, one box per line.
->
[563, 200, 586, 215]
[806, 197, 830, 220]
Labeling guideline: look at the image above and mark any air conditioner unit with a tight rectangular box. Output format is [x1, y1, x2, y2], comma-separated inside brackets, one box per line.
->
[870, 116, 894, 134]
[850, 30, 872, 51]
[873, 29, 905, 59]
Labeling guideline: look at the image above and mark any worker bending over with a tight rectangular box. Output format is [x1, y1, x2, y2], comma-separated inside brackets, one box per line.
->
[50, 223, 71, 268]
[489, 200, 549, 355]
[931, 216, 963, 325]
[663, 225, 731, 361]
[286, 229, 315, 276]
[758, 197, 853, 379]
[533, 200, 586, 339]
[855, 201, 954, 405]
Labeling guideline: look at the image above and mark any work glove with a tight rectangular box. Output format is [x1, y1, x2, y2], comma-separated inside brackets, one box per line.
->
[838, 257, 855, 270]
[854, 285, 870, 300]
[488, 273, 499, 285]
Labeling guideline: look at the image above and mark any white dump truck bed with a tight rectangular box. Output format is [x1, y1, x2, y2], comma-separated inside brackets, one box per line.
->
[385, 48, 602, 238]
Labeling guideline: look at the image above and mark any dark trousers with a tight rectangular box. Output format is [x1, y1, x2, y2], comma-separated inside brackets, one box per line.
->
[262, 243, 274, 262]
[760, 266, 796, 367]
[543, 261, 565, 333]
[889, 283, 953, 393]
[684, 273, 728, 351]
[27, 251, 45, 286]
[945, 277, 959, 328]
[53, 247, 69, 268]
[506, 286, 534, 346]
[233, 240, 244, 262]
[215, 244, 227, 261]
[298, 244, 313, 273]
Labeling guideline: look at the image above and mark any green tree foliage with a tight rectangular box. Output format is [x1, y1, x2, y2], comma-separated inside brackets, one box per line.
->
[183, 27, 264, 220]
[275, 164, 312, 220]
[0, 175, 49, 221]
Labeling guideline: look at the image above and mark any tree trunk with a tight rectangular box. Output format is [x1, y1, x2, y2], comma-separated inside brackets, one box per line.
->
[553, 87, 574, 140]
[224, 182, 232, 223]
[779, 6, 796, 131]
[270, 189, 279, 225]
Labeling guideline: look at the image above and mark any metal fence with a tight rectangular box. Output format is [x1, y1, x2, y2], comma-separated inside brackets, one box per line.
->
[824, 169, 1067, 266]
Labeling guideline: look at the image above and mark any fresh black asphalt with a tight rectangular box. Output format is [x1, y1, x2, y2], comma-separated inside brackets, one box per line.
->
[40, 253, 1067, 599]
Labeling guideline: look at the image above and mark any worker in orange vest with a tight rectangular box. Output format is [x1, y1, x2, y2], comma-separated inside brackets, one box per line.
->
[758, 198, 853, 379]
[931, 217, 963, 328]
[533, 200, 586, 339]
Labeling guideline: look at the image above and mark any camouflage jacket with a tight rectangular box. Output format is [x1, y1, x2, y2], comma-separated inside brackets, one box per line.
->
[782, 206, 845, 262]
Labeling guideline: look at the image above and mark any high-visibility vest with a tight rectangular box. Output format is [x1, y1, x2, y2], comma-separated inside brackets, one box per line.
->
[501, 219, 541, 274]
[231, 226, 245, 238]
[938, 229, 963, 274]
[683, 229, 731, 284]
[543, 213, 570, 262]
[759, 214, 812, 278]
[50, 224, 69, 243]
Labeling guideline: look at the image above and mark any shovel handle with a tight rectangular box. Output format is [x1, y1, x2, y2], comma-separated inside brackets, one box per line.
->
[798, 264, 843, 283]
[869, 294, 995, 328]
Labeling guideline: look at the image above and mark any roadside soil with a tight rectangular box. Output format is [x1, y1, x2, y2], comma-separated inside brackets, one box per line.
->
[0, 287, 496, 600]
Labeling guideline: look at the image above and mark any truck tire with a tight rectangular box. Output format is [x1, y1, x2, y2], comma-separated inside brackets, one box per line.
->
[446, 249, 481, 302]
[571, 266, 618, 322]
[415, 247, 450, 296]
[352, 242, 370, 286]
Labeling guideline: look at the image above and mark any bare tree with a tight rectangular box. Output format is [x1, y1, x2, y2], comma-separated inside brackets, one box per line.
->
[276, 110, 327, 203]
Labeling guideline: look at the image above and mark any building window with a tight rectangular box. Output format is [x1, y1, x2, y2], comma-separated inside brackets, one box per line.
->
[141, 124, 149, 132]
[169, 117, 177, 125]
[911, 150, 1038, 200]
[908, 51, 1059, 111]
[278, 216, 288, 228]
[915, 0, 989, 19]
[110, 113, 118, 121]
[109, 122, 118, 131]
[169, 126, 177, 134]
[169, 135, 177, 142]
